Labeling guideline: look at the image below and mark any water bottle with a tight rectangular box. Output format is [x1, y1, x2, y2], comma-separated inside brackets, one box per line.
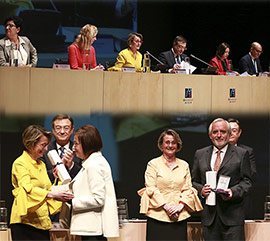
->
[264, 195, 270, 221]
[9, 43, 18, 67]
[0, 200, 8, 230]
[143, 53, 151, 72]
[82, 49, 90, 70]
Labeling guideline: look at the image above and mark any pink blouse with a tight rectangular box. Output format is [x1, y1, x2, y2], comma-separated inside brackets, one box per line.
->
[68, 44, 97, 70]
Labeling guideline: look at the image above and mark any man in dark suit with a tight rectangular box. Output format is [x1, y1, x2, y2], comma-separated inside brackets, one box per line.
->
[192, 118, 252, 241]
[228, 118, 256, 220]
[158, 35, 187, 73]
[227, 118, 256, 182]
[239, 42, 263, 76]
[41, 113, 82, 183]
[41, 114, 82, 226]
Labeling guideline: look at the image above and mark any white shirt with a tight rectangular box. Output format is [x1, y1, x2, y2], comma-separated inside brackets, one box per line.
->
[5, 38, 28, 66]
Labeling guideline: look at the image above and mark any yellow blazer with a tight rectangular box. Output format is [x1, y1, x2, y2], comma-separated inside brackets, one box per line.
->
[108, 48, 143, 72]
[10, 151, 62, 230]
[138, 155, 203, 222]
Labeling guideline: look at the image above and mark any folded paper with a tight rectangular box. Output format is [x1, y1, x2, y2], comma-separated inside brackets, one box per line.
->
[47, 150, 71, 184]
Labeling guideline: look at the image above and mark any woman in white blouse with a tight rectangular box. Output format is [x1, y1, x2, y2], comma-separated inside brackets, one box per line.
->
[0, 16, 37, 67]
[71, 125, 119, 241]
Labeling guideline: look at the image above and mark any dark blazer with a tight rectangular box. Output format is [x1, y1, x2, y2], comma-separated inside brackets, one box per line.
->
[41, 140, 82, 183]
[238, 144, 256, 182]
[158, 49, 187, 71]
[192, 144, 252, 226]
[239, 54, 263, 75]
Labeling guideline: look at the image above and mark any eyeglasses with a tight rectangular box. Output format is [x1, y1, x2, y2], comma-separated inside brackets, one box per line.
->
[5, 24, 16, 28]
[54, 125, 72, 132]
[254, 48, 263, 54]
[176, 44, 187, 50]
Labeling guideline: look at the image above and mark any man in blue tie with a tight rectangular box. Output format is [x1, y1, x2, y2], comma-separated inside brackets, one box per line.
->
[41, 113, 82, 183]
[158, 35, 188, 73]
[239, 42, 265, 76]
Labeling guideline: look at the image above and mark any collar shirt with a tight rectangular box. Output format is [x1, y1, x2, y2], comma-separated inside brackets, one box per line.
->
[171, 48, 181, 63]
[210, 144, 228, 171]
[56, 142, 70, 156]
[249, 52, 258, 73]
[5, 37, 28, 65]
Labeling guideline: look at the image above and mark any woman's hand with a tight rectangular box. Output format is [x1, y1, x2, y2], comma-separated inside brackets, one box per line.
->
[47, 190, 74, 202]
[52, 167, 58, 179]
[93, 64, 104, 71]
[163, 203, 184, 220]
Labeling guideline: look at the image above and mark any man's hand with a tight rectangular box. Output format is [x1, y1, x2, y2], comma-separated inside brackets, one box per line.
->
[62, 149, 74, 169]
[221, 189, 232, 201]
[172, 64, 182, 73]
[202, 184, 212, 197]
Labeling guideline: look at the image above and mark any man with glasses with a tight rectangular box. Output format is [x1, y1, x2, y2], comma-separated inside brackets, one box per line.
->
[158, 35, 188, 73]
[239, 42, 266, 76]
[42, 113, 82, 183]
[41, 114, 82, 227]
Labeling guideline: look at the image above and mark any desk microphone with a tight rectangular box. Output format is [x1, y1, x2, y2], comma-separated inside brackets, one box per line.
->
[146, 51, 165, 65]
[190, 54, 217, 74]
[190, 54, 213, 67]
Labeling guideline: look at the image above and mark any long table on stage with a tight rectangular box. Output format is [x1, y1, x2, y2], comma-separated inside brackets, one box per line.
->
[0, 67, 269, 115]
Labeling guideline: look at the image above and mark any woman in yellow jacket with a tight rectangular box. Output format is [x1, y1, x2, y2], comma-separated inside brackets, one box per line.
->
[10, 125, 74, 241]
[138, 129, 203, 241]
[108, 32, 143, 72]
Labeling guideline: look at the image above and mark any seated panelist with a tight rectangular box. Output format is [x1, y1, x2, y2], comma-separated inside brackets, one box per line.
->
[158, 35, 187, 73]
[108, 32, 143, 72]
[68, 24, 104, 70]
[0, 16, 37, 67]
[209, 42, 239, 75]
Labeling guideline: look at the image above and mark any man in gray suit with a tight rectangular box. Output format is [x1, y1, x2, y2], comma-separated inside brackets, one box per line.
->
[192, 118, 252, 241]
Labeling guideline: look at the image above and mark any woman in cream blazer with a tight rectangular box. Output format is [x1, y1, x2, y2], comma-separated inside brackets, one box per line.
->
[71, 125, 119, 241]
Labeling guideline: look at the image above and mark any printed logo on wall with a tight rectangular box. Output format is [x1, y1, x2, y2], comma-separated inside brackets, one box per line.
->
[183, 88, 193, 104]
[228, 88, 237, 103]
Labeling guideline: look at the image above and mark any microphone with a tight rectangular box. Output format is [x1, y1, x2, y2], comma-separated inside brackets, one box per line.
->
[146, 51, 168, 72]
[190, 54, 213, 67]
[190, 54, 217, 74]
[146, 51, 165, 65]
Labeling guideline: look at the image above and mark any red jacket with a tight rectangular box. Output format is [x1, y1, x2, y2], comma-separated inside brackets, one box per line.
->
[68, 44, 97, 70]
[209, 56, 231, 75]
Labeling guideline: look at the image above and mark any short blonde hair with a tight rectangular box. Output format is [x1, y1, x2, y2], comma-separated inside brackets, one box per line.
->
[127, 32, 143, 47]
[22, 125, 52, 151]
[157, 129, 183, 152]
[75, 24, 98, 50]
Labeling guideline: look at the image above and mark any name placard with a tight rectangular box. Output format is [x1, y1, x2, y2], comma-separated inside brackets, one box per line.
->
[122, 67, 136, 72]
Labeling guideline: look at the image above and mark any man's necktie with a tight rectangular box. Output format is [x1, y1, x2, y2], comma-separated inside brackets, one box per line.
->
[176, 56, 181, 64]
[59, 146, 65, 159]
[253, 59, 257, 73]
[214, 150, 222, 172]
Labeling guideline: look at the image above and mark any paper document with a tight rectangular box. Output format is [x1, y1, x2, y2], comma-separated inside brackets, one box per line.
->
[47, 150, 71, 184]
[206, 171, 216, 206]
[181, 61, 197, 74]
